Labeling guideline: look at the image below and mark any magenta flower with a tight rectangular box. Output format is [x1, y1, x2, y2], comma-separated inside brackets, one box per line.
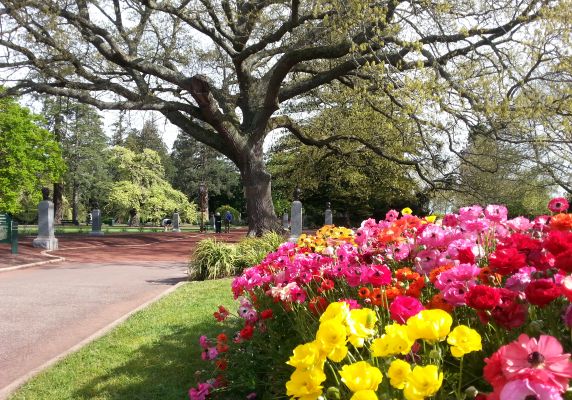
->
[385, 209, 399, 222]
[501, 334, 572, 392]
[548, 197, 569, 213]
[499, 378, 563, 400]
[389, 295, 425, 323]
[189, 382, 212, 400]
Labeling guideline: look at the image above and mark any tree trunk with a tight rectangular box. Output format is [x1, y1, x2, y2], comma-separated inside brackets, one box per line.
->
[240, 148, 281, 236]
[72, 183, 79, 224]
[53, 182, 63, 224]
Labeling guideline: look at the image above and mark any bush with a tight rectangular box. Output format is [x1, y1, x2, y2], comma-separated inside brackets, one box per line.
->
[188, 239, 237, 281]
[215, 205, 240, 224]
[189, 232, 285, 281]
[234, 232, 285, 273]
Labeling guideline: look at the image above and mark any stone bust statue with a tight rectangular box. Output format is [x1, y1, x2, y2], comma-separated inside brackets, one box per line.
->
[41, 187, 50, 201]
[293, 187, 302, 201]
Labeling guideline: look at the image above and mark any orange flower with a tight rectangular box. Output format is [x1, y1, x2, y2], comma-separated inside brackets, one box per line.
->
[426, 293, 454, 313]
[478, 266, 501, 285]
[385, 286, 403, 301]
[358, 287, 371, 298]
[370, 288, 385, 306]
[550, 213, 572, 231]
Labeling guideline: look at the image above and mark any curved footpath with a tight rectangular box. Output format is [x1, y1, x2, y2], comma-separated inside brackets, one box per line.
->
[0, 230, 245, 399]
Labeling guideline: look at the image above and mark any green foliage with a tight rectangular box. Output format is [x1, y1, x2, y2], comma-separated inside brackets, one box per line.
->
[234, 232, 285, 273]
[189, 239, 237, 281]
[215, 205, 240, 223]
[0, 95, 65, 214]
[171, 133, 244, 213]
[189, 233, 285, 280]
[105, 146, 198, 223]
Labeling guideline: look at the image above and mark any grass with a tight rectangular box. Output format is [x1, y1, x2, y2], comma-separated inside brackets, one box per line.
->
[15, 224, 226, 236]
[9, 279, 236, 400]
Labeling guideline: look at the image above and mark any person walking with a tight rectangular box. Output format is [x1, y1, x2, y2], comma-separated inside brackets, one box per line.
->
[224, 210, 233, 233]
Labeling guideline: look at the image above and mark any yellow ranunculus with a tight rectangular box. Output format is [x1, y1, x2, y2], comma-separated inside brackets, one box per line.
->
[287, 341, 324, 369]
[339, 361, 383, 393]
[403, 365, 443, 400]
[370, 324, 414, 357]
[347, 308, 378, 347]
[320, 301, 350, 324]
[316, 319, 348, 362]
[387, 359, 411, 389]
[425, 215, 437, 223]
[447, 325, 482, 358]
[401, 207, 413, 215]
[406, 309, 452, 342]
[350, 390, 378, 400]
[285, 367, 326, 400]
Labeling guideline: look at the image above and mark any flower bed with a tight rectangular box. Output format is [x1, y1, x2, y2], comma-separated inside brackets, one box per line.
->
[190, 198, 572, 400]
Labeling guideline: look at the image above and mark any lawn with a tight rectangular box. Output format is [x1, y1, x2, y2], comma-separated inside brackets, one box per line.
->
[9, 279, 236, 400]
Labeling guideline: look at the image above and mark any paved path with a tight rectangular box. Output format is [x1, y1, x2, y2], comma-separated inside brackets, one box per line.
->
[0, 230, 245, 398]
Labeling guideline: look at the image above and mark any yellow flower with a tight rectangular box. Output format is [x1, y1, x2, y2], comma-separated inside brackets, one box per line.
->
[425, 215, 437, 223]
[287, 341, 324, 369]
[447, 325, 482, 358]
[339, 361, 383, 393]
[401, 207, 413, 215]
[406, 309, 452, 343]
[387, 359, 411, 389]
[347, 308, 378, 347]
[370, 324, 414, 357]
[350, 390, 378, 400]
[316, 319, 348, 362]
[320, 301, 350, 324]
[403, 365, 443, 400]
[285, 367, 326, 400]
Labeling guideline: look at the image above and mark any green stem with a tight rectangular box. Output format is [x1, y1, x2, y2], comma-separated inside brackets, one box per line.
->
[457, 356, 464, 399]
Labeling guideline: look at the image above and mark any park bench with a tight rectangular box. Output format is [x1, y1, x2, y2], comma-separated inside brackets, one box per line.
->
[60, 219, 79, 226]
[0, 213, 18, 254]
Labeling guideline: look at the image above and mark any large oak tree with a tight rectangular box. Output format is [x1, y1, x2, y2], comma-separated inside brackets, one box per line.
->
[0, 0, 567, 234]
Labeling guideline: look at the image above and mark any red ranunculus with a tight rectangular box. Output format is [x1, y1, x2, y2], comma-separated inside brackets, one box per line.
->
[491, 299, 528, 329]
[239, 324, 254, 340]
[525, 279, 561, 307]
[555, 249, 572, 272]
[457, 247, 476, 264]
[488, 247, 527, 275]
[389, 295, 425, 324]
[465, 285, 501, 310]
[260, 309, 273, 320]
[544, 230, 572, 256]
[308, 296, 328, 315]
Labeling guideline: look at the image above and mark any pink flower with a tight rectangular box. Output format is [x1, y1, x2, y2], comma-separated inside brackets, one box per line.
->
[459, 205, 483, 221]
[501, 334, 572, 392]
[418, 225, 447, 248]
[548, 197, 569, 213]
[414, 249, 441, 274]
[499, 379, 563, 400]
[442, 213, 460, 227]
[365, 264, 391, 286]
[385, 209, 399, 222]
[189, 382, 212, 400]
[389, 295, 425, 323]
[485, 205, 508, 223]
[506, 217, 533, 232]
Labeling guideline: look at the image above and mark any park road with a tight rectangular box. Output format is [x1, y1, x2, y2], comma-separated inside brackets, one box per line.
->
[0, 230, 245, 398]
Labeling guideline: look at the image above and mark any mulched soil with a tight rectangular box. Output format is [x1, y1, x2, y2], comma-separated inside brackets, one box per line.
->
[0, 229, 248, 269]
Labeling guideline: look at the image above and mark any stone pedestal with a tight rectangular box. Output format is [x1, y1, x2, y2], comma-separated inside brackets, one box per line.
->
[90, 209, 104, 236]
[289, 200, 303, 242]
[172, 212, 181, 232]
[33, 200, 58, 250]
[325, 204, 333, 226]
[282, 212, 289, 230]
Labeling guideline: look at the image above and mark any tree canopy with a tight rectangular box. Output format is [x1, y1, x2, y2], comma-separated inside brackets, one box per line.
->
[0, 0, 570, 233]
[0, 95, 65, 214]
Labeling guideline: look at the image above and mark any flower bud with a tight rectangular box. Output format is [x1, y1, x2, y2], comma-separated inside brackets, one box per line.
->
[428, 349, 441, 359]
[325, 387, 341, 400]
[465, 386, 479, 398]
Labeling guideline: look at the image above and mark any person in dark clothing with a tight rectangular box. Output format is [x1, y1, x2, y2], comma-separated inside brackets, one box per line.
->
[214, 212, 222, 233]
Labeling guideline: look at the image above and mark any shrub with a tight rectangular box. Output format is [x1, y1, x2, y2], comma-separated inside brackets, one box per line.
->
[215, 205, 240, 224]
[234, 232, 285, 273]
[188, 239, 237, 281]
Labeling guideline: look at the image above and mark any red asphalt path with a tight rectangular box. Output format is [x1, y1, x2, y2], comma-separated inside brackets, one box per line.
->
[0, 230, 245, 398]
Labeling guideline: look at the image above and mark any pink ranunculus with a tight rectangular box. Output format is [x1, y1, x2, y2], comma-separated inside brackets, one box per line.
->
[385, 209, 399, 222]
[414, 249, 441, 274]
[501, 334, 572, 392]
[417, 224, 447, 248]
[389, 295, 425, 324]
[499, 378, 563, 400]
[189, 382, 212, 400]
[442, 213, 460, 227]
[485, 204, 508, 223]
[506, 216, 533, 232]
[459, 205, 484, 221]
[548, 197, 570, 213]
[366, 264, 391, 286]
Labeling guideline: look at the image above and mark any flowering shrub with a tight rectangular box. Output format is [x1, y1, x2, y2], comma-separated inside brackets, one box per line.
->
[190, 198, 572, 400]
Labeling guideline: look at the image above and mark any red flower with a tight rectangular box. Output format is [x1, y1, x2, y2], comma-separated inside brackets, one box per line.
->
[320, 279, 335, 292]
[369, 288, 385, 306]
[466, 285, 501, 310]
[525, 279, 561, 307]
[213, 305, 230, 322]
[216, 343, 229, 353]
[555, 250, 572, 272]
[488, 247, 527, 275]
[490, 289, 528, 329]
[544, 231, 572, 256]
[548, 197, 569, 213]
[217, 333, 228, 343]
[308, 296, 328, 315]
[457, 247, 476, 264]
[239, 325, 254, 340]
[215, 358, 228, 371]
[260, 309, 273, 320]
